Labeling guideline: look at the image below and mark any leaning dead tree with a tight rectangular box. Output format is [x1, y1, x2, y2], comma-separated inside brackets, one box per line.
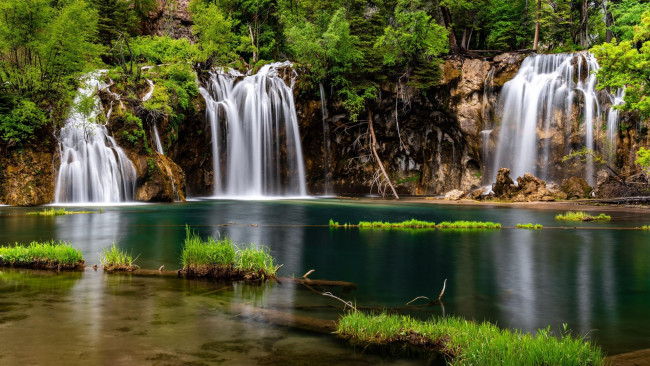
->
[368, 107, 399, 199]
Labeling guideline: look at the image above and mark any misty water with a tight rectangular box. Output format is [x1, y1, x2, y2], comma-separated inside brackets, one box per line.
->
[1, 199, 649, 364]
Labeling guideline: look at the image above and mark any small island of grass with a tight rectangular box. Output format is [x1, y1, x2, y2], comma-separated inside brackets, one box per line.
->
[27, 208, 98, 216]
[100, 244, 138, 271]
[337, 312, 604, 365]
[642, 225, 649, 230]
[555, 212, 611, 222]
[516, 223, 543, 229]
[330, 219, 501, 230]
[0, 241, 84, 270]
[181, 227, 279, 281]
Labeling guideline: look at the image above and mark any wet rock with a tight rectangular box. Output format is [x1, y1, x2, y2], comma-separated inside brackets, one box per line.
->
[141, 0, 194, 40]
[0, 146, 55, 206]
[547, 182, 568, 200]
[468, 187, 487, 200]
[594, 169, 650, 198]
[512, 173, 554, 202]
[133, 154, 186, 202]
[561, 177, 592, 199]
[492, 168, 516, 198]
[444, 189, 466, 201]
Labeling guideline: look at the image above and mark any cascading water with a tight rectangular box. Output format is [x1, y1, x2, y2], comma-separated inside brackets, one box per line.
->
[55, 72, 136, 203]
[200, 62, 307, 197]
[141, 79, 165, 155]
[492, 52, 620, 185]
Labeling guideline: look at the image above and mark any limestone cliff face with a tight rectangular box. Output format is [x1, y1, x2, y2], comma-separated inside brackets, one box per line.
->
[141, 0, 194, 41]
[297, 53, 527, 196]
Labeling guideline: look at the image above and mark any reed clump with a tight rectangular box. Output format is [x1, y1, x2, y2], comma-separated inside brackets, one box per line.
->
[642, 225, 649, 230]
[0, 241, 84, 270]
[27, 208, 96, 216]
[337, 312, 605, 365]
[555, 212, 611, 221]
[436, 221, 501, 229]
[181, 227, 278, 281]
[516, 223, 543, 229]
[99, 243, 138, 271]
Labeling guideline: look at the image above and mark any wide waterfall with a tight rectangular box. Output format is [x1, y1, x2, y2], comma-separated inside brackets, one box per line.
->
[200, 62, 307, 197]
[55, 72, 136, 203]
[492, 53, 621, 185]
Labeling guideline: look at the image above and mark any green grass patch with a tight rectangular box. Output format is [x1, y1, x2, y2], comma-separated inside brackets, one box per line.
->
[516, 223, 543, 229]
[27, 208, 97, 216]
[337, 312, 604, 365]
[181, 227, 278, 281]
[555, 211, 611, 222]
[642, 225, 649, 230]
[329, 219, 501, 230]
[0, 241, 84, 270]
[99, 244, 139, 271]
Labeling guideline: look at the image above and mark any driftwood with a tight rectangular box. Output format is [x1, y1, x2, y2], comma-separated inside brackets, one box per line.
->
[576, 196, 650, 205]
[368, 107, 399, 199]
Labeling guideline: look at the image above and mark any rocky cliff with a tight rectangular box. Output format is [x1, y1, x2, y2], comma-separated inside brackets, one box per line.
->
[296, 53, 527, 196]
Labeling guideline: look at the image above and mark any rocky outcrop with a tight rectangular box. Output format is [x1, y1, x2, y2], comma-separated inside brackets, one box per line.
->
[491, 168, 554, 202]
[444, 189, 465, 200]
[0, 145, 55, 206]
[593, 169, 650, 198]
[561, 177, 592, 199]
[141, 0, 194, 40]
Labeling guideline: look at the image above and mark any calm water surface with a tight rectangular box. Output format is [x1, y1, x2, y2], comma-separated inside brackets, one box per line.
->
[1, 199, 649, 364]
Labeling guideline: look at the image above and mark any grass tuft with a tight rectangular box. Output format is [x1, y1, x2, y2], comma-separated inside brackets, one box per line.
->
[330, 219, 500, 230]
[516, 223, 544, 229]
[181, 226, 278, 281]
[337, 312, 605, 365]
[0, 241, 84, 270]
[99, 243, 138, 271]
[555, 212, 611, 221]
[27, 208, 96, 216]
[642, 225, 649, 230]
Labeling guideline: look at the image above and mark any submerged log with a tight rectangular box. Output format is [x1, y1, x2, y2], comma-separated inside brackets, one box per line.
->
[227, 302, 337, 334]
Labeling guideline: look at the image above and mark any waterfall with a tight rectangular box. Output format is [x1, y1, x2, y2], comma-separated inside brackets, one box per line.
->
[55, 72, 136, 203]
[319, 82, 332, 195]
[492, 52, 619, 185]
[200, 61, 307, 197]
[606, 88, 625, 159]
[152, 123, 164, 155]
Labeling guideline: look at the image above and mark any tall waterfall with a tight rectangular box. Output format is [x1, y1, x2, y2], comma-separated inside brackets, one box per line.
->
[492, 53, 620, 185]
[55, 72, 136, 203]
[200, 62, 307, 197]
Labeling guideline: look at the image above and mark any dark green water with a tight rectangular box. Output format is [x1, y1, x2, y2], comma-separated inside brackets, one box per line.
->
[1, 199, 649, 363]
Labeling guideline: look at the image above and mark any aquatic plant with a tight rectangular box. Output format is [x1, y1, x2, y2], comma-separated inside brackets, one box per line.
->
[27, 208, 96, 216]
[642, 225, 650, 230]
[555, 211, 611, 221]
[357, 219, 437, 228]
[436, 221, 501, 229]
[0, 241, 84, 270]
[329, 219, 339, 227]
[99, 243, 138, 271]
[181, 227, 278, 280]
[337, 312, 605, 365]
[516, 223, 543, 229]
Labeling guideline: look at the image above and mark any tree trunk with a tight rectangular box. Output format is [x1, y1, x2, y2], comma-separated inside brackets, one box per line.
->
[440, 6, 459, 53]
[521, 0, 529, 49]
[248, 25, 257, 63]
[367, 106, 399, 199]
[460, 28, 468, 50]
[533, 0, 541, 51]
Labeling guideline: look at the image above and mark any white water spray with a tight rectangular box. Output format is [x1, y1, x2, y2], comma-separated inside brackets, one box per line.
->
[55, 72, 136, 203]
[200, 62, 307, 197]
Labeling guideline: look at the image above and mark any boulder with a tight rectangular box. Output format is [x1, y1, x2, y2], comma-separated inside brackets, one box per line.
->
[594, 169, 650, 198]
[468, 187, 487, 200]
[444, 189, 466, 201]
[492, 168, 516, 198]
[547, 182, 568, 200]
[560, 177, 592, 199]
[512, 173, 554, 202]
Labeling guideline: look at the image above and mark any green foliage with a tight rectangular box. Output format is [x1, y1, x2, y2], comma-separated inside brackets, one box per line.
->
[27, 208, 95, 216]
[330, 219, 501, 229]
[0, 100, 47, 146]
[436, 221, 501, 229]
[593, 10, 650, 117]
[517, 223, 544, 229]
[131, 36, 197, 64]
[609, 0, 650, 41]
[0, 241, 84, 268]
[337, 312, 605, 365]
[642, 225, 650, 229]
[120, 111, 147, 146]
[235, 244, 278, 275]
[99, 243, 138, 271]
[555, 212, 612, 221]
[375, 0, 448, 68]
[190, 0, 239, 68]
[635, 147, 650, 173]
